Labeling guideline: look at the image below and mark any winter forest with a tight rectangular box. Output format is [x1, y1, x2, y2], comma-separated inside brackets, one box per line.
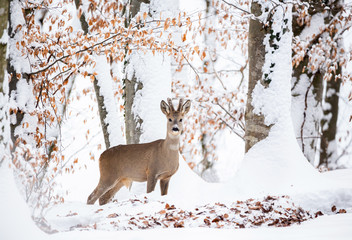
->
[1, 0, 352, 239]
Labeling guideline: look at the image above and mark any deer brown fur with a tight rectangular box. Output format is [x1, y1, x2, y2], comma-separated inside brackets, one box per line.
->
[87, 98, 191, 205]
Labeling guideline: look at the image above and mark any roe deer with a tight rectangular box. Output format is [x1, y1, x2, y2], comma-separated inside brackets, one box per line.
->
[87, 98, 191, 205]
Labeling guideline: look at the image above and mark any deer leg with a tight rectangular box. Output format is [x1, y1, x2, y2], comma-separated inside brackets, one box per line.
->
[160, 177, 170, 196]
[87, 184, 105, 205]
[87, 179, 116, 205]
[146, 174, 158, 193]
[99, 181, 124, 205]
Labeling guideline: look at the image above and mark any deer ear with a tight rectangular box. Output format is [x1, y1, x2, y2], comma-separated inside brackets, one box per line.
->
[160, 100, 170, 115]
[181, 100, 191, 114]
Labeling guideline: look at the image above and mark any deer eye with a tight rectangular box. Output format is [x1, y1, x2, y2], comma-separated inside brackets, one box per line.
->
[169, 118, 172, 122]
[179, 119, 183, 122]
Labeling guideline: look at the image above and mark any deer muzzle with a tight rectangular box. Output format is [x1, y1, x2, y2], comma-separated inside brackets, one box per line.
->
[171, 125, 180, 135]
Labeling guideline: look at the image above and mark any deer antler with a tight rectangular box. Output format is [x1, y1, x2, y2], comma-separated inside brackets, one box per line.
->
[167, 98, 175, 112]
[177, 98, 184, 112]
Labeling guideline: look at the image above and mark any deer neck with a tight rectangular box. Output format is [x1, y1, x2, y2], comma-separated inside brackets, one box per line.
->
[164, 132, 180, 152]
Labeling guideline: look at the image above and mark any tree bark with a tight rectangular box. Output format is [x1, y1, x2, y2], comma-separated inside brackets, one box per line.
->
[92, 78, 112, 148]
[0, 1, 9, 166]
[318, 1, 342, 169]
[123, 0, 149, 144]
[0, 0, 8, 87]
[320, 75, 341, 168]
[124, 73, 143, 144]
[244, 1, 271, 153]
[7, 0, 27, 151]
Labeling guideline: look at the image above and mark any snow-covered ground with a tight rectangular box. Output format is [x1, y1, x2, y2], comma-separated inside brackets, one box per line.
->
[53, 214, 352, 240]
[1, 161, 352, 240]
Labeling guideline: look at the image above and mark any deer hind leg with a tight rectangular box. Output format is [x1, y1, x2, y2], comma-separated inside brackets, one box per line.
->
[99, 181, 124, 205]
[99, 178, 132, 205]
[87, 178, 116, 205]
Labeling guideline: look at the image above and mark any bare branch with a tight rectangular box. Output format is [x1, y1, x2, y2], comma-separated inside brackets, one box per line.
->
[222, 0, 251, 16]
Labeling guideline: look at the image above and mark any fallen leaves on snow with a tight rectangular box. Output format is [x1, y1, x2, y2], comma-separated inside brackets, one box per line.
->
[51, 195, 349, 232]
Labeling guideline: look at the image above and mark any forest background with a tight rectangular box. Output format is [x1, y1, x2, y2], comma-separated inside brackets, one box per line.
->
[0, 0, 352, 237]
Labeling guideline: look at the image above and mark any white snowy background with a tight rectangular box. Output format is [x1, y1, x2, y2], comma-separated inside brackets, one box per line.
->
[1, 0, 352, 239]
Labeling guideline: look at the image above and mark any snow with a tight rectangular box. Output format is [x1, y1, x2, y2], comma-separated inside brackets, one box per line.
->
[206, 128, 245, 182]
[0, 66, 10, 163]
[0, 164, 46, 240]
[291, 72, 322, 165]
[126, 50, 172, 143]
[299, 13, 326, 42]
[336, 29, 352, 168]
[125, 0, 179, 144]
[243, 2, 321, 196]
[2, 1, 352, 240]
[0, 29, 7, 44]
[54, 77, 104, 202]
[94, 54, 125, 147]
[252, 3, 293, 126]
[51, 215, 352, 240]
[8, 0, 30, 74]
[2, 161, 352, 240]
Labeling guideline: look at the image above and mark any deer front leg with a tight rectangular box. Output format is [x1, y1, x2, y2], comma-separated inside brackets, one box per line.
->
[146, 173, 158, 193]
[160, 177, 170, 195]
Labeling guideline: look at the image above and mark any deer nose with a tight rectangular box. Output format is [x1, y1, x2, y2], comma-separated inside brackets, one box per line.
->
[172, 127, 179, 132]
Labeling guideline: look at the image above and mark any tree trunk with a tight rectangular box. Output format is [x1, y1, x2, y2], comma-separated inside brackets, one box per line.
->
[318, 1, 342, 169]
[0, 0, 9, 165]
[75, 0, 113, 148]
[0, 0, 8, 86]
[235, 1, 318, 192]
[320, 75, 341, 168]
[75, 0, 124, 149]
[124, 72, 143, 144]
[291, 1, 342, 167]
[123, 0, 175, 146]
[7, 0, 27, 152]
[93, 78, 112, 148]
[291, 1, 329, 164]
[123, 0, 149, 144]
[244, 1, 271, 152]
[291, 42, 324, 164]
[198, 0, 216, 175]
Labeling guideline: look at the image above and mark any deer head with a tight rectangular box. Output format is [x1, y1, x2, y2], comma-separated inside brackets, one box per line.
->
[160, 98, 191, 137]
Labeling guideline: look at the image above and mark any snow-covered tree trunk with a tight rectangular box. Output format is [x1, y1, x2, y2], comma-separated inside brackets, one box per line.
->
[93, 56, 125, 148]
[0, 0, 7, 85]
[320, 73, 341, 168]
[237, 0, 317, 193]
[75, 0, 124, 149]
[319, 1, 343, 169]
[244, 1, 270, 152]
[291, 2, 325, 164]
[7, 0, 29, 153]
[197, 0, 218, 179]
[123, 0, 148, 145]
[291, 1, 343, 168]
[123, 0, 174, 144]
[0, 1, 9, 166]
